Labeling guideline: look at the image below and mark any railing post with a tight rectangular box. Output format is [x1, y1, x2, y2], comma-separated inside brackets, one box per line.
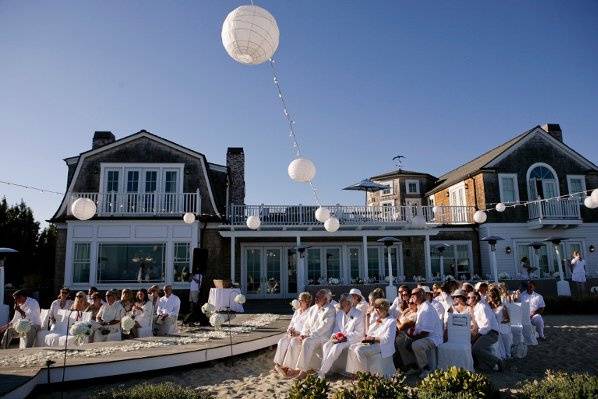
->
[196, 188, 201, 215]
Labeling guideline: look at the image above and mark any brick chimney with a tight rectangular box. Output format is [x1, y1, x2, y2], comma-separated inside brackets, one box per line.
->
[541, 124, 563, 142]
[226, 147, 245, 206]
[92, 131, 116, 149]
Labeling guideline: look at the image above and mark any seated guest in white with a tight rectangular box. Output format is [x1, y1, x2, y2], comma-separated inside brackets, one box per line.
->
[422, 286, 445, 320]
[148, 285, 161, 310]
[475, 282, 489, 303]
[94, 290, 125, 342]
[346, 298, 396, 377]
[449, 289, 470, 315]
[396, 288, 443, 378]
[49, 288, 73, 328]
[365, 288, 385, 332]
[390, 285, 409, 319]
[519, 281, 546, 341]
[131, 289, 154, 338]
[0, 290, 41, 348]
[349, 288, 369, 316]
[155, 285, 181, 336]
[87, 287, 100, 304]
[274, 292, 312, 376]
[71, 291, 89, 320]
[318, 294, 365, 378]
[85, 292, 103, 343]
[467, 291, 502, 371]
[284, 289, 336, 379]
[436, 282, 453, 313]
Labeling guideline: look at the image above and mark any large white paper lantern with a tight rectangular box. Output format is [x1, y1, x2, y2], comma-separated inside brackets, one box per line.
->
[324, 216, 340, 232]
[246, 215, 261, 230]
[592, 189, 598, 205]
[315, 206, 331, 223]
[221, 5, 279, 65]
[495, 202, 506, 212]
[71, 198, 96, 220]
[411, 215, 426, 227]
[473, 210, 487, 224]
[288, 157, 316, 183]
[183, 212, 196, 224]
[584, 196, 598, 209]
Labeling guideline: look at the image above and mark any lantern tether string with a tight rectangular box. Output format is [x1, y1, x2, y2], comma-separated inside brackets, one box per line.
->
[0, 179, 63, 195]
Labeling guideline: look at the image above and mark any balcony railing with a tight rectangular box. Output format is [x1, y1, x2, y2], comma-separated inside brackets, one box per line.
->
[528, 197, 581, 221]
[68, 191, 201, 217]
[227, 204, 476, 227]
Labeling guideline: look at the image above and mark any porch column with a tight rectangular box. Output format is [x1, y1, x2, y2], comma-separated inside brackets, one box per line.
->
[296, 236, 305, 293]
[424, 234, 432, 281]
[230, 236, 236, 284]
[362, 235, 368, 281]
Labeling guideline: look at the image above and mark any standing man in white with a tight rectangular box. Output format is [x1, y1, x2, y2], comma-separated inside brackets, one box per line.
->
[570, 250, 587, 295]
[155, 285, 181, 336]
[520, 281, 546, 341]
[318, 294, 364, 378]
[284, 289, 336, 379]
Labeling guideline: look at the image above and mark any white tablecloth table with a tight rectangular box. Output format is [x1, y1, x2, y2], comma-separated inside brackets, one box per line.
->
[208, 288, 244, 313]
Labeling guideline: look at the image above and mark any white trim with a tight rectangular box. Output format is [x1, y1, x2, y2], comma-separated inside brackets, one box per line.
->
[497, 173, 520, 203]
[566, 175, 587, 197]
[376, 180, 394, 195]
[405, 179, 420, 194]
[526, 162, 560, 200]
[430, 240, 474, 277]
[448, 181, 467, 206]
[220, 228, 440, 238]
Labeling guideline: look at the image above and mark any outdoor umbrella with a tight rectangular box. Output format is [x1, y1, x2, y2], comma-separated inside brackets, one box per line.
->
[343, 179, 389, 206]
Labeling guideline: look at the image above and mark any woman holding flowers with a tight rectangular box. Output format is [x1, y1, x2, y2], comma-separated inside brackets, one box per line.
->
[273, 292, 311, 376]
[130, 289, 154, 338]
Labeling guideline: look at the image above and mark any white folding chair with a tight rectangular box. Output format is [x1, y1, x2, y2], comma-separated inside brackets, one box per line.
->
[507, 303, 527, 358]
[520, 301, 538, 346]
[437, 313, 474, 371]
[44, 309, 70, 347]
[34, 309, 50, 347]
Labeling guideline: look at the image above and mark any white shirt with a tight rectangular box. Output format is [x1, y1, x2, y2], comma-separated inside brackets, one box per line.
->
[414, 301, 443, 346]
[333, 307, 365, 344]
[288, 308, 310, 333]
[430, 299, 445, 320]
[520, 291, 545, 314]
[366, 316, 396, 358]
[301, 303, 336, 339]
[190, 273, 202, 292]
[49, 299, 73, 322]
[97, 301, 125, 323]
[132, 301, 154, 328]
[11, 297, 41, 327]
[436, 292, 453, 312]
[389, 296, 401, 319]
[571, 258, 587, 283]
[157, 294, 181, 317]
[473, 302, 499, 335]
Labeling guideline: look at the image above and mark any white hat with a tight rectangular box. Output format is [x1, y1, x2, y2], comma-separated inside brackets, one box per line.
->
[420, 285, 431, 294]
[349, 288, 364, 299]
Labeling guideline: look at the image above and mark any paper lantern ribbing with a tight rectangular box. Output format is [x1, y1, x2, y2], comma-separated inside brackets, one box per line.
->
[221, 5, 279, 65]
[324, 216, 340, 232]
[584, 196, 598, 209]
[183, 212, 196, 224]
[246, 215, 261, 230]
[71, 198, 96, 221]
[288, 158, 316, 183]
[473, 210, 487, 224]
[592, 189, 598, 205]
[315, 206, 331, 223]
[495, 203, 506, 212]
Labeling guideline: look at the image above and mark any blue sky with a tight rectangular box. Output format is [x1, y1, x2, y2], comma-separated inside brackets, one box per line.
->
[1, 1, 597, 223]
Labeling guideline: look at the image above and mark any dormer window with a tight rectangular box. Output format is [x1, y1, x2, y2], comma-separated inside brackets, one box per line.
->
[100, 163, 184, 195]
[405, 179, 420, 194]
[526, 163, 559, 200]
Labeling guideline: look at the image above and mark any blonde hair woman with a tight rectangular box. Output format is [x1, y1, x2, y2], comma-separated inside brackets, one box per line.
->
[274, 292, 312, 376]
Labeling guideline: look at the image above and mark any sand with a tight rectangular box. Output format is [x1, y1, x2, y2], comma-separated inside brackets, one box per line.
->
[32, 315, 598, 398]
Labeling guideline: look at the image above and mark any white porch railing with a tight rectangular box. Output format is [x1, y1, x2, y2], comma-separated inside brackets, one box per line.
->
[227, 204, 476, 226]
[68, 191, 201, 216]
[528, 197, 581, 221]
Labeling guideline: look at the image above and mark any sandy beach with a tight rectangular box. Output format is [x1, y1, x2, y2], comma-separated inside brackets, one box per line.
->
[32, 315, 598, 398]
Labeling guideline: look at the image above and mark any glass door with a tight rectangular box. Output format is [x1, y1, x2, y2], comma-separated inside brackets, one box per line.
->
[324, 248, 341, 282]
[348, 247, 361, 283]
[144, 170, 158, 213]
[263, 248, 282, 297]
[126, 170, 140, 213]
[104, 169, 120, 213]
[245, 248, 262, 295]
[162, 170, 178, 213]
[287, 248, 297, 295]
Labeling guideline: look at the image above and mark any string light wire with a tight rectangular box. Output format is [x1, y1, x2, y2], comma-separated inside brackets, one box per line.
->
[0, 179, 63, 195]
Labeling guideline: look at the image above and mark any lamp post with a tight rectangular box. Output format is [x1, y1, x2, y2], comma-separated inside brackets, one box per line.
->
[543, 237, 571, 296]
[436, 244, 450, 281]
[481, 236, 503, 283]
[0, 248, 18, 325]
[293, 245, 310, 294]
[377, 237, 399, 301]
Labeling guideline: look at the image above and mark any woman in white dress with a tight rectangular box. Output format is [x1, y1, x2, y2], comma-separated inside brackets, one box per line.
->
[131, 289, 154, 338]
[570, 250, 587, 295]
[346, 298, 396, 377]
[49, 288, 73, 330]
[274, 292, 312, 376]
[488, 286, 511, 360]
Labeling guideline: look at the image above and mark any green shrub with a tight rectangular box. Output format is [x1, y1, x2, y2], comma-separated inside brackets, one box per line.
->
[332, 372, 410, 399]
[417, 367, 498, 399]
[517, 370, 598, 399]
[287, 374, 330, 399]
[92, 382, 212, 399]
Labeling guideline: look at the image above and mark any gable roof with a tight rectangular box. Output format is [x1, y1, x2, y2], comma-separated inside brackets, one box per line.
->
[370, 169, 436, 180]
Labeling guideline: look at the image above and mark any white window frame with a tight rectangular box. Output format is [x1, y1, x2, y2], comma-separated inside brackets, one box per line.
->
[377, 180, 393, 195]
[566, 175, 587, 198]
[99, 163, 184, 195]
[448, 182, 466, 206]
[428, 196, 435, 206]
[498, 173, 520, 204]
[405, 179, 420, 194]
[430, 240, 474, 277]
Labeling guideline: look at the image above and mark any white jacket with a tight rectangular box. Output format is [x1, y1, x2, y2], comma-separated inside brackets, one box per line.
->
[366, 316, 397, 358]
[301, 303, 336, 339]
[332, 307, 365, 344]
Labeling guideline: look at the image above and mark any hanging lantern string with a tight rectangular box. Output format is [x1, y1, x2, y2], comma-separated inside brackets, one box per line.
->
[479, 188, 595, 212]
[268, 57, 322, 207]
[0, 179, 63, 195]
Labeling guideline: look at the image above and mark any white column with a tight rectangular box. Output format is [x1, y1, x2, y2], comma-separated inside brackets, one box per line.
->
[230, 236, 236, 284]
[424, 234, 432, 281]
[362, 235, 368, 281]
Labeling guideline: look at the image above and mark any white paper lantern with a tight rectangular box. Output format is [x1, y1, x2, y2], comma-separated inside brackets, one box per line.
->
[411, 215, 426, 227]
[183, 212, 196, 224]
[221, 5, 279, 65]
[592, 189, 598, 205]
[473, 210, 487, 224]
[246, 215, 261, 230]
[324, 216, 340, 232]
[584, 196, 598, 209]
[71, 198, 96, 220]
[495, 203, 506, 212]
[288, 158, 316, 183]
[315, 206, 331, 223]
[432, 206, 440, 214]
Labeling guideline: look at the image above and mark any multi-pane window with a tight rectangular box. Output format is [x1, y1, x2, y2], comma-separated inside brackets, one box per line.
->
[325, 248, 341, 280]
[73, 243, 90, 283]
[349, 248, 360, 281]
[307, 248, 321, 283]
[107, 171, 119, 192]
[127, 171, 139, 192]
[246, 249, 261, 293]
[97, 243, 165, 283]
[367, 248, 380, 281]
[567, 176, 586, 199]
[499, 174, 518, 203]
[406, 180, 419, 194]
[430, 243, 472, 279]
[173, 243, 191, 282]
[164, 171, 178, 193]
[145, 171, 157, 192]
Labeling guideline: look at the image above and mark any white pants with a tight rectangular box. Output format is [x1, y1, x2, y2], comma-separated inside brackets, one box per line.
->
[531, 314, 544, 338]
[346, 342, 390, 376]
[295, 336, 327, 372]
[319, 340, 350, 376]
[274, 335, 293, 365]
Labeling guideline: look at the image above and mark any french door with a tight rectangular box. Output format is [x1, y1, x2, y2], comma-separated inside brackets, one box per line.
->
[243, 247, 285, 298]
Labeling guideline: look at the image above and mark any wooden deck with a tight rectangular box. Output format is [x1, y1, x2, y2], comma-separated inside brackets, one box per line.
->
[0, 314, 289, 399]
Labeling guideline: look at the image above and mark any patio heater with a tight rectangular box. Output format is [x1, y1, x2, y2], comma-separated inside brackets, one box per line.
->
[293, 245, 311, 294]
[377, 237, 400, 301]
[0, 248, 18, 325]
[481, 236, 503, 283]
[543, 237, 571, 297]
[436, 243, 450, 281]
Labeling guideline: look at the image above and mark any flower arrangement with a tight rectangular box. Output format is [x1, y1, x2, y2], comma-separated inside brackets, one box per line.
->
[328, 277, 340, 285]
[234, 294, 246, 304]
[443, 274, 456, 282]
[333, 332, 346, 342]
[121, 315, 135, 335]
[69, 321, 93, 344]
[471, 274, 481, 281]
[414, 275, 426, 283]
[318, 277, 327, 285]
[499, 272, 510, 280]
[290, 299, 300, 311]
[209, 313, 226, 330]
[14, 319, 31, 337]
[351, 277, 364, 284]
[201, 302, 215, 317]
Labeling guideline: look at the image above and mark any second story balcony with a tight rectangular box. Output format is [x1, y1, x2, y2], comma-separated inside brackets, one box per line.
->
[227, 204, 476, 228]
[527, 197, 582, 228]
[67, 191, 201, 217]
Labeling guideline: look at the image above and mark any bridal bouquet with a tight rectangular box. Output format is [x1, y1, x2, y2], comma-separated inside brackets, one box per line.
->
[70, 321, 93, 344]
[14, 319, 31, 337]
[290, 299, 300, 311]
[209, 313, 226, 330]
[121, 315, 135, 335]
[234, 294, 246, 305]
[201, 302, 216, 317]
